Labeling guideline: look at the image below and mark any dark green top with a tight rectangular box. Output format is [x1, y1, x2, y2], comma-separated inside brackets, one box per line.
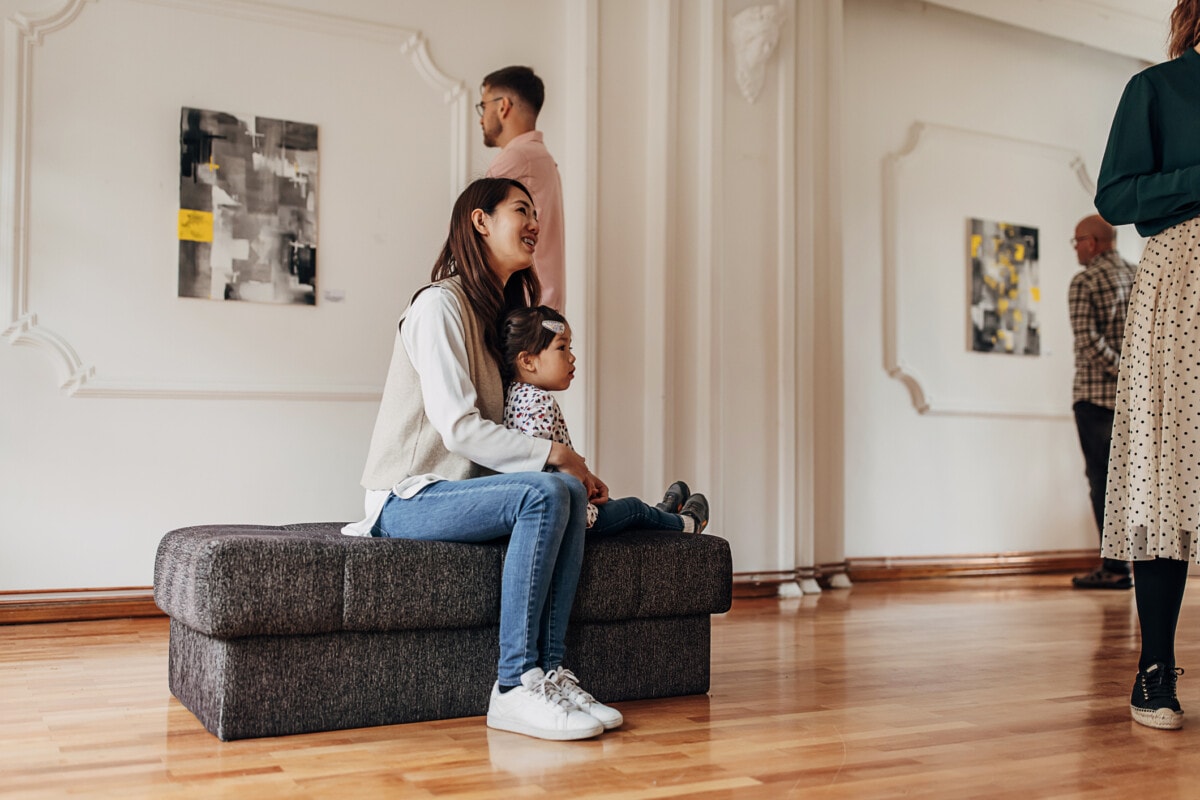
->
[1096, 48, 1200, 237]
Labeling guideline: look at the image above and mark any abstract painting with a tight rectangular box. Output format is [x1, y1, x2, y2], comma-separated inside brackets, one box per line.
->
[178, 107, 318, 305]
[968, 217, 1040, 356]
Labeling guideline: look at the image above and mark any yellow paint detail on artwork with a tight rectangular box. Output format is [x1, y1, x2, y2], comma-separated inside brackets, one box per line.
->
[998, 298, 1009, 313]
[1014, 244, 1025, 260]
[1013, 310, 1023, 322]
[971, 234, 982, 258]
[1031, 287, 1041, 302]
[178, 209, 213, 242]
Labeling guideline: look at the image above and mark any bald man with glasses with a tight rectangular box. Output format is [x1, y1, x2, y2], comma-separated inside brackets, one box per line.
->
[1069, 214, 1137, 590]
[478, 66, 565, 312]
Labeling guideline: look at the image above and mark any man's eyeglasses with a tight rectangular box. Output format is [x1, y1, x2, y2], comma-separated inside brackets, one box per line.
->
[1070, 235, 1094, 246]
[475, 97, 505, 117]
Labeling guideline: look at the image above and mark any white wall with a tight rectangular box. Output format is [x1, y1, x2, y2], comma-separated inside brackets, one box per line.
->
[0, 0, 565, 590]
[586, 0, 1169, 577]
[839, 0, 1149, 559]
[0, 0, 1178, 592]
[592, 0, 814, 576]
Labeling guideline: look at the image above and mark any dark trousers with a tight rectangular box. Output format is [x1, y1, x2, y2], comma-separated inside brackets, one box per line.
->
[1073, 400, 1128, 575]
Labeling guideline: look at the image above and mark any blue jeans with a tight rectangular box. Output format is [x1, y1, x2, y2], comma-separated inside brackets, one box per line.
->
[372, 471, 588, 685]
[590, 497, 683, 535]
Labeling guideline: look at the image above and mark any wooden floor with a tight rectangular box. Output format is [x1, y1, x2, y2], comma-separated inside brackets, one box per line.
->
[3, 573, 1198, 798]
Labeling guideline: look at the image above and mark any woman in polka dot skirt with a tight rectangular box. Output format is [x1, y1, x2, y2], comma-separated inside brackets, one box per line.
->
[1095, 0, 1200, 730]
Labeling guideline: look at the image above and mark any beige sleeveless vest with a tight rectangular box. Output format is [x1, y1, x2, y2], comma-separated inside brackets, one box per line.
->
[359, 276, 504, 490]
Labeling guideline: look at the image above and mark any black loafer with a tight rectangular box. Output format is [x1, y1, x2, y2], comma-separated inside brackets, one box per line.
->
[680, 493, 709, 534]
[655, 480, 690, 513]
[1071, 567, 1132, 590]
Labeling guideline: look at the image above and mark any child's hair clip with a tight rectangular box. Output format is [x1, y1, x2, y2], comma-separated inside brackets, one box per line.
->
[541, 320, 566, 335]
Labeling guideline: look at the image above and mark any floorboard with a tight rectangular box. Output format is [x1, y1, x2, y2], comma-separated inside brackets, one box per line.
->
[1, 573, 1196, 798]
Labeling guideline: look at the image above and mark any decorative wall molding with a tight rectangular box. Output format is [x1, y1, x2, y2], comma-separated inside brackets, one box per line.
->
[882, 121, 1093, 418]
[697, 0, 723, 509]
[1, 1, 97, 392]
[69, 381, 383, 402]
[130, 0, 471, 199]
[793, 565, 821, 595]
[846, 549, 1098, 582]
[0, 587, 159, 625]
[696, 0, 808, 574]
[1, 0, 468, 400]
[730, 3, 785, 103]
[808, 0, 847, 578]
[564, 0, 599, 459]
[819, 561, 853, 589]
[772, 0, 803, 581]
[642, 0, 677, 494]
[701, 0, 809, 578]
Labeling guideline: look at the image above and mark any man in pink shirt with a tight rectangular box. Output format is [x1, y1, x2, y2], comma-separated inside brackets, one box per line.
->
[479, 66, 565, 311]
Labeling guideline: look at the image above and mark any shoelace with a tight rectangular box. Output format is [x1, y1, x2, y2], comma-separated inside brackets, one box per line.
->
[546, 668, 596, 704]
[529, 673, 577, 710]
[1141, 666, 1185, 701]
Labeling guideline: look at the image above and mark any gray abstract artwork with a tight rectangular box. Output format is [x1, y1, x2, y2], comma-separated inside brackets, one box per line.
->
[968, 217, 1040, 356]
[178, 107, 318, 305]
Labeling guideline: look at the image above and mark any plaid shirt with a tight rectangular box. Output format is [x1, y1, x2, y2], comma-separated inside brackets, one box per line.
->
[1069, 249, 1136, 406]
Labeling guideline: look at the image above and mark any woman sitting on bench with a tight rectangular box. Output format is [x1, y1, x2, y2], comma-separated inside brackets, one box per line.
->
[342, 177, 619, 741]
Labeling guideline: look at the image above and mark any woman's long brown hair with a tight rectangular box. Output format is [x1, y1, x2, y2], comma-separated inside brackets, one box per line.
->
[431, 178, 541, 364]
[1169, 0, 1200, 59]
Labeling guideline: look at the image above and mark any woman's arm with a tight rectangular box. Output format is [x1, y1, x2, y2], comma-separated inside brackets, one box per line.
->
[402, 288, 550, 473]
[1095, 74, 1200, 227]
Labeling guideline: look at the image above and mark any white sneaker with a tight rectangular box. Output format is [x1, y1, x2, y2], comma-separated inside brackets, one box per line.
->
[486, 667, 604, 741]
[546, 667, 624, 730]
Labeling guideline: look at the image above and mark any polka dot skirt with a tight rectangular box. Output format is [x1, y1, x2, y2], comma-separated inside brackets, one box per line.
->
[1102, 217, 1200, 564]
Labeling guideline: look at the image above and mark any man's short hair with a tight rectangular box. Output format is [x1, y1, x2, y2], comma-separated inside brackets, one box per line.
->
[482, 66, 545, 114]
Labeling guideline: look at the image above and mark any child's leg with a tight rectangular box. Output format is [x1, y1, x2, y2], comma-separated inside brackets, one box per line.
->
[589, 497, 684, 536]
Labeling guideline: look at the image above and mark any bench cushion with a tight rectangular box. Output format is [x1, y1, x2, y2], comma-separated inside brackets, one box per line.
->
[155, 524, 732, 638]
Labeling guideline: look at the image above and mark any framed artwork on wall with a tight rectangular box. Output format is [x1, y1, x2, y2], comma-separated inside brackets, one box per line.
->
[178, 107, 318, 305]
[967, 217, 1040, 356]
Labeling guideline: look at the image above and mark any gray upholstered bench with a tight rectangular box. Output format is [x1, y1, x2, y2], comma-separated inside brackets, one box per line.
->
[153, 523, 733, 741]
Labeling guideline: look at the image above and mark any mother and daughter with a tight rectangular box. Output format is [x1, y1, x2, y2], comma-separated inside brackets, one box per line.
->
[343, 177, 710, 741]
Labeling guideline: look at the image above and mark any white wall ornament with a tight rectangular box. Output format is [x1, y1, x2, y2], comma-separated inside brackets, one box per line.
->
[882, 121, 1095, 419]
[729, 4, 784, 104]
[1, 0, 469, 400]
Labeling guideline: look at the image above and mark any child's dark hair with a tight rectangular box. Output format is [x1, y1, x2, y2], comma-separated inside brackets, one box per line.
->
[500, 305, 568, 384]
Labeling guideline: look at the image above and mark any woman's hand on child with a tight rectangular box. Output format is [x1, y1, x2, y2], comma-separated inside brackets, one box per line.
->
[547, 443, 611, 501]
[547, 442, 594, 491]
[588, 473, 609, 505]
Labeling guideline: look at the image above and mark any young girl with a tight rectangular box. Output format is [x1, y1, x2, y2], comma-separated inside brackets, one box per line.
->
[500, 305, 710, 535]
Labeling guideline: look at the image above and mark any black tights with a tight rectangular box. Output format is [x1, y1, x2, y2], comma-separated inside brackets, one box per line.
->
[1134, 557, 1190, 671]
